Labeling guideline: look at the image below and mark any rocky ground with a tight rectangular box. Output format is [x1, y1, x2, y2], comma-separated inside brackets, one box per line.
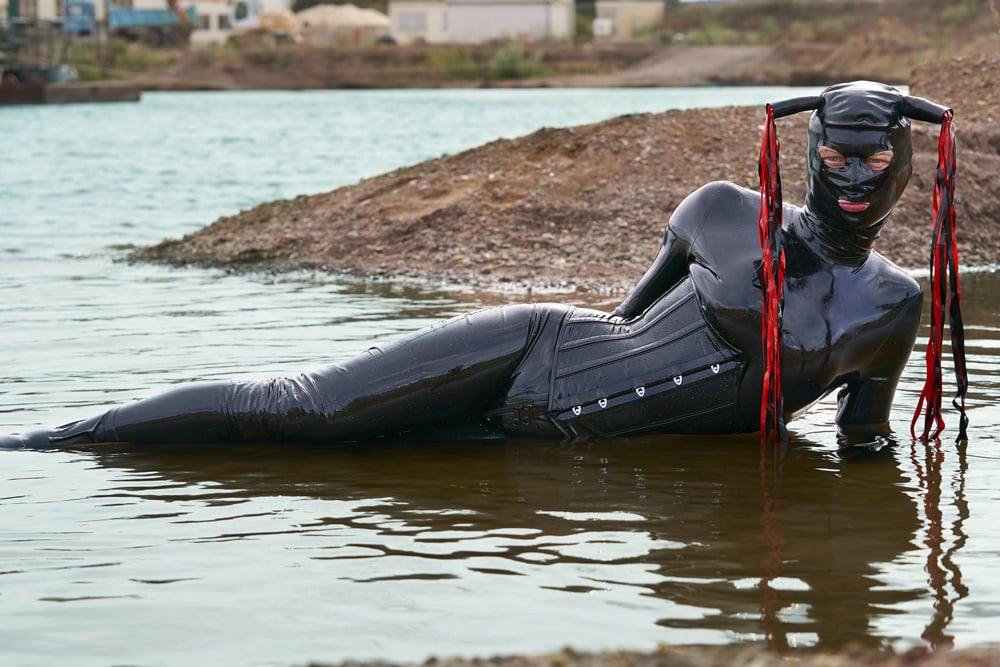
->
[135, 48, 1000, 300]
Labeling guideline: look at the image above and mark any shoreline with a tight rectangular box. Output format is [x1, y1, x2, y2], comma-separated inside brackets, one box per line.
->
[312, 643, 1000, 667]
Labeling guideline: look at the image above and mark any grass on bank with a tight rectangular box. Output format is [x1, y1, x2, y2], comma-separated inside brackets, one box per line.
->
[62, 40, 176, 81]
[652, 0, 991, 46]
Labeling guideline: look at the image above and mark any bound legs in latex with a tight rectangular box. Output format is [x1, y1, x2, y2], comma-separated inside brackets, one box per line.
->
[1, 303, 572, 449]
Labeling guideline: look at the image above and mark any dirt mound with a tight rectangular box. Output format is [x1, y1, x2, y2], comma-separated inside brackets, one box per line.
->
[133, 106, 772, 294]
[134, 51, 1000, 296]
[911, 50, 1000, 131]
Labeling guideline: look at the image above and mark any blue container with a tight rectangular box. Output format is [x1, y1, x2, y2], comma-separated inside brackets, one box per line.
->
[62, 0, 97, 37]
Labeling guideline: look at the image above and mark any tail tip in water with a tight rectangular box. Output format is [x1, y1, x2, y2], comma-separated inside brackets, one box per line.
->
[0, 434, 26, 450]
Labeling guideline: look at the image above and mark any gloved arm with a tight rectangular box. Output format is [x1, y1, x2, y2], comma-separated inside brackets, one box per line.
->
[612, 226, 690, 319]
[835, 291, 922, 437]
[613, 183, 736, 320]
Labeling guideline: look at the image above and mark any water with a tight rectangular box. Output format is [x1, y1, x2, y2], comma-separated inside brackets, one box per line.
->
[2, 88, 999, 666]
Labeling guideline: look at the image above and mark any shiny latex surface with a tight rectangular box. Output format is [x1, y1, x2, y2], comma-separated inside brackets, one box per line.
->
[615, 81, 925, 437]
[804, 82, 915, 240]
[4, 305, 568, 447]
[0, 81, 934, 448]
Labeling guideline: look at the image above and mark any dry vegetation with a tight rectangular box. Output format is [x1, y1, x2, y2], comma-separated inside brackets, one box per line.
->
[119, 0, 1000, 91]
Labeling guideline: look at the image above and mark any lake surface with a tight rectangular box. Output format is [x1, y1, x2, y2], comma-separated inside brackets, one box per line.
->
[2, 88, 999, 666]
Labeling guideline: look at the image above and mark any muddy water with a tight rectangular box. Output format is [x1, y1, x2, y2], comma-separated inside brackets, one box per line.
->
[2, 89, 998, 665]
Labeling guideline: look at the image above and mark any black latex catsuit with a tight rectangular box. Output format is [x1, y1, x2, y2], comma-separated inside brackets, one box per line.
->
[0, 82, 931, 448]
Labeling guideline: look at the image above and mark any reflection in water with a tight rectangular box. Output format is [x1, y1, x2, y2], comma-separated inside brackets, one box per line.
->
[58, 433, 954, 652]
[911, 439, 969, 649]
[757, 443, 788, 650]
[2, 273, 994, 663]
[2, 282, 992, 663]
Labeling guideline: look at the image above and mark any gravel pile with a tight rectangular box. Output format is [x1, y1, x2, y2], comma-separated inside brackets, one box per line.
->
[135, 56, 1000, 297]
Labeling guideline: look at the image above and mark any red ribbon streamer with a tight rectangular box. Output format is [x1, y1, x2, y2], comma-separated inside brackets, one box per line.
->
[911, 110, 969, 442]
[758, 104, 787, 442]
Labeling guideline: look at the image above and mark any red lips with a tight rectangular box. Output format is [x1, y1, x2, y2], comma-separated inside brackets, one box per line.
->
[839, 200, 870, 213]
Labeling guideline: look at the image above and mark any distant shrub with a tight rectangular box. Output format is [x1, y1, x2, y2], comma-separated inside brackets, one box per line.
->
[489, 42, 547, 80]
[683, 22, 742, 46]
[426, 48, 478, 79]
[941, 0, 982, 24]
[88, 41, 175, 73]
[574, 14, 593, 43]
[758, 16, 780, 44]
[192, 47, 216, 68]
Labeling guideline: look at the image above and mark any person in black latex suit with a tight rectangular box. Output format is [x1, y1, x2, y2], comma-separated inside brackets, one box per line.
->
[0, 81, 932, 448]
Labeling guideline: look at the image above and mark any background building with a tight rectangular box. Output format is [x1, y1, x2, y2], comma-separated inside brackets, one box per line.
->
[388, 0, 575, 45]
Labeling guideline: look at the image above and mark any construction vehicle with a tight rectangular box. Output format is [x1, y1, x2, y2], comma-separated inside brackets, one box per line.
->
[106, 0, 196, 47]
[57, 0, 196, 47]
[228, 0, 298, 43]
[63, 0, 97, 37]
